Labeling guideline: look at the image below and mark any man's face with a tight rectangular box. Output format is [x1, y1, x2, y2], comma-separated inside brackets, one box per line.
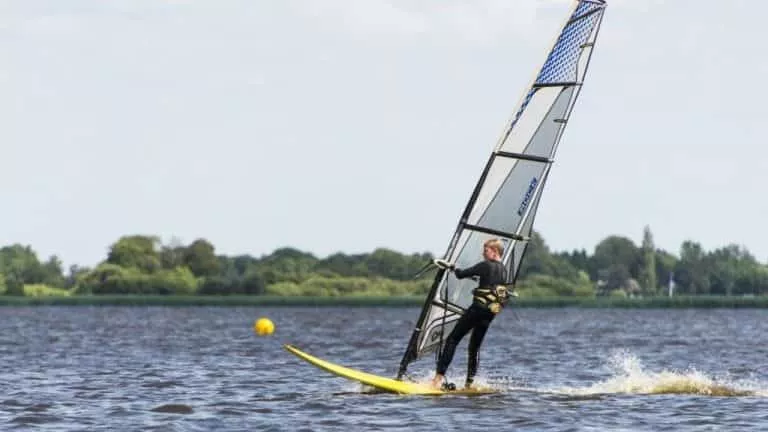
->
[482, 245, 492, 260]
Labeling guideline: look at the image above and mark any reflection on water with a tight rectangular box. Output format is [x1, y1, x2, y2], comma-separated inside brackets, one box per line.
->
[1, 306, 766, 431]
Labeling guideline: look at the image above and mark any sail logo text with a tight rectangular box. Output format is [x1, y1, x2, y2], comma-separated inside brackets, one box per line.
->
[517, 177, 538, 216]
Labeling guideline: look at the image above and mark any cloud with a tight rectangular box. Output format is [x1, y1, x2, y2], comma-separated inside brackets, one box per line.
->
[15, 13, 83, 37]
[289, 0, 664, 49]
[292, 0, 580, 46]
[295, 0, 427, 39]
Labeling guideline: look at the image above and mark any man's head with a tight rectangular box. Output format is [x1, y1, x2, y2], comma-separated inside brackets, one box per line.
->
[482, 238, 504, 261]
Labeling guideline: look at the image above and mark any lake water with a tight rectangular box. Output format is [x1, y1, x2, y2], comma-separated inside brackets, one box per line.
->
[1, 306, 766, 431]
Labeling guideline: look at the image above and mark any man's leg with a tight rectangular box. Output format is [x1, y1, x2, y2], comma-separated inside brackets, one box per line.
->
[431, 310, 477, 388]
[465, 311, 494, 388]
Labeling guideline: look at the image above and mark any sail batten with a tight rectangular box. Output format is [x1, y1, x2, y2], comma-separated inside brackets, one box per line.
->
[461, 223, 530, 242]
[495, 151, 553, 164]
[532, 82, 580, 88]
[397, 0, 607, 379]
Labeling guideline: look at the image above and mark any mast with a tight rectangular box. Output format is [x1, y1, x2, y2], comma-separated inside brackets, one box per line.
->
[397, 0, 608, 380]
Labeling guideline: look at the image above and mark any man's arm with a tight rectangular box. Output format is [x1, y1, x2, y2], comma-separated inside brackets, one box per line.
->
[454, 262, 485, 280]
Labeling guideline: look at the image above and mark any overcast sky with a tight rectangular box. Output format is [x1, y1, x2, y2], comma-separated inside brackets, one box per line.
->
[2, 0, 767, 268]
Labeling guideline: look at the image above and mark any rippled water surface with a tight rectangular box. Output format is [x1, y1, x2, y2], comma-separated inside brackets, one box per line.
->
[1, 306, 767, 431]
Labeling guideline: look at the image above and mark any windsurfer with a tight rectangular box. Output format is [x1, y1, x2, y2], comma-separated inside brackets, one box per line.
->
[430, 238, 513, 390]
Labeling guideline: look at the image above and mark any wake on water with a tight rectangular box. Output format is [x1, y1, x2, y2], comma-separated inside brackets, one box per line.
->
[492, 350, 766, 398]
[343, 350, 766, 398]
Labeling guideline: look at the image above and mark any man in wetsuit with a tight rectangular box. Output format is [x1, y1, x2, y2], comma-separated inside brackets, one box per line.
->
[430, 238, 512, 390]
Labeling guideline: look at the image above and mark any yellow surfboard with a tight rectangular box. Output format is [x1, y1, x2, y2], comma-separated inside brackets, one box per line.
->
[283, 344, 498, 396]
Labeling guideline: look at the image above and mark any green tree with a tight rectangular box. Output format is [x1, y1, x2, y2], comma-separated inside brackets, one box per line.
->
[4, 272, 25, 296]
[41, 255, 66, 288]
[316, 252, 366, 277]
[590, 236, 641, 282]
[735, 263, 768, 295]
[555, 249, 590, 274]
[518, 231, 581, 281]
[183, 238, 219, 277]
[255, 247, 318, 284]
[706, 244, 764, 296]
[675, 240, 710, 294]
[75, 263, 198, 295]
[159, 236, 186, 269]
[106, 235, 162, 273]
[150, 267, 198, 295]
[638, 226, 657, 295]
[654, 249, 677, 293]
[230, 255, 259, 276]
[0, 244, 50, 285]
[517, 272, 594, 297]
[198, 276, 241, 295]
[74, 263, 132, 294]
[363, 248, 412, 280]
[241, 269, 266, 294]
[65, 264, 91, 289]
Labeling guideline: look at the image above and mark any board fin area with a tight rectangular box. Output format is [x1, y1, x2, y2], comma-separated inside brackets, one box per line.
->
[283, 344, 497, 396]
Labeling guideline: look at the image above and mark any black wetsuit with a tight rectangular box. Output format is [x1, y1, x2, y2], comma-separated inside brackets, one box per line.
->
[436, 259, 508, 386]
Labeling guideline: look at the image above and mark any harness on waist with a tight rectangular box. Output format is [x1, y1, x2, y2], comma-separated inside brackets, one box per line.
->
[472, 285, 510, 314]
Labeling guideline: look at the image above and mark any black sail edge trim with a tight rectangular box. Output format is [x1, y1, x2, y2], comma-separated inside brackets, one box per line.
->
[532, 82, 580, 88]
[462, 223, 530, 242]
[495, 151, 553, 164]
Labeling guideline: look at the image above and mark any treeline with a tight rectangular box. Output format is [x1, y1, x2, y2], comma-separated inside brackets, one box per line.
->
[0, 236, 434, 297]
[518, 226, 768, 297]
[1, 226, 767, 297]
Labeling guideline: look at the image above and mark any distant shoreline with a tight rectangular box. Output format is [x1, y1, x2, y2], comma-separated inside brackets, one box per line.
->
[2, 295, 767, 308]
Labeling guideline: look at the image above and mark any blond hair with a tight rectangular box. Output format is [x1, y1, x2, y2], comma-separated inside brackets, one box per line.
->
[484, 238, 504, 257]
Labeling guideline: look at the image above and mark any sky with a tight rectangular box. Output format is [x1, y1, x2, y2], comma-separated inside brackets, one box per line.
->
[2, 0, 767, 268]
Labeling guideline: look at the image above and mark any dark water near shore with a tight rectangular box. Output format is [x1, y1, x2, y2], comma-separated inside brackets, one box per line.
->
[1, 306, 766, 431]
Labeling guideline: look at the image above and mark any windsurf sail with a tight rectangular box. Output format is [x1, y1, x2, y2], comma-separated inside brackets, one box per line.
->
[397, 0, 608, 379]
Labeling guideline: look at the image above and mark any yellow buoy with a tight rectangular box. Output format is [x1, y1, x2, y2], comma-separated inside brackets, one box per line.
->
[254, 317, 275, 336]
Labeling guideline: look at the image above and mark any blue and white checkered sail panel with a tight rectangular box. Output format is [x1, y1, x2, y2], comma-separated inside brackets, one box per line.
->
[401, 0, 608, 367]
[536, 0, 604, 85]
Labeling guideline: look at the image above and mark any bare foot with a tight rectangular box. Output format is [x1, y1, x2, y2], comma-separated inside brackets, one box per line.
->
[430, 374, 444, 389]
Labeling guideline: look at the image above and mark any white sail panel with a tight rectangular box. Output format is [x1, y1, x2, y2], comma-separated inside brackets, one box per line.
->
[465, 157, 517, 226]
[496, 87, 560, 154]
[417, 304, 459, 356]
[520, 86, 576, 157]
[507, 169, 550, 282]
[468, 159, 547, 232]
